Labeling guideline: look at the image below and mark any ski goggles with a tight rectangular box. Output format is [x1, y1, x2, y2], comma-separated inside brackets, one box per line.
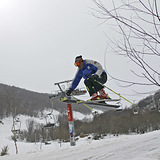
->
[74, 58, 83, 67]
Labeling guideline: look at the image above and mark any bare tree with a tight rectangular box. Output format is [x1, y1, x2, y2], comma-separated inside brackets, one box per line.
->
[2, 85, 19, 154]
[92, 0, 160, 87]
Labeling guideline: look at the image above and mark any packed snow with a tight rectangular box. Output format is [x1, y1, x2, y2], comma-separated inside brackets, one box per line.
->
[1, 115, 160, 160]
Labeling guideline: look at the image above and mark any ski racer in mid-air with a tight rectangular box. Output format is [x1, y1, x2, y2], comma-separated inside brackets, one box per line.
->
[66, 55, 110, 101]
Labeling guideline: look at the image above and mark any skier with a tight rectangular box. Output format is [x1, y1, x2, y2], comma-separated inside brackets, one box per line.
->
[66, 55, 110, 101]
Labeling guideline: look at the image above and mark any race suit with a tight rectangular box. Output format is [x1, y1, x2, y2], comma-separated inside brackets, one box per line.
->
[70, 59, 107, 96]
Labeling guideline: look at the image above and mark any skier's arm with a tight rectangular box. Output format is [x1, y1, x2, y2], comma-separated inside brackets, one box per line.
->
[71, 70, 82, 90]
[86, 60, 104, 77]
[93, 61, 104, 77]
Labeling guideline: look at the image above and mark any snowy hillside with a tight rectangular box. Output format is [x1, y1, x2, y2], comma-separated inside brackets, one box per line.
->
[1, 116, 160, 160]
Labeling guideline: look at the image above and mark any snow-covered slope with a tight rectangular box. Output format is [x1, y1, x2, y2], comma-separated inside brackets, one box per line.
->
[1, 130, 160, 160]
[1, 116, 160, 160]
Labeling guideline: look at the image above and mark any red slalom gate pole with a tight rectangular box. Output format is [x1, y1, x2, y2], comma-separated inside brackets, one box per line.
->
[67, 103, 76, 146]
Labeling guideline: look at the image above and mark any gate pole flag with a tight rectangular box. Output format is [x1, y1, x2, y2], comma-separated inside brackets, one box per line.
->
[67, 103, 76, 146]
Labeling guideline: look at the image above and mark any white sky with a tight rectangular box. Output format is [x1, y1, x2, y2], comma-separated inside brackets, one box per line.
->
[0, 0, 159, 108]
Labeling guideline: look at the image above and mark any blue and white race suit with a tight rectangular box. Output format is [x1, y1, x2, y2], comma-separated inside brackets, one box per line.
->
[70, 59, 107, 95]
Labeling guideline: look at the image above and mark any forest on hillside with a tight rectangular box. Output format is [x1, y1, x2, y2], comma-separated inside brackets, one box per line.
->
[1, 83, 160, 120]
[0, 83, 160, 144]
[0, 83, 91, 119]
[16, 107, 160, 144]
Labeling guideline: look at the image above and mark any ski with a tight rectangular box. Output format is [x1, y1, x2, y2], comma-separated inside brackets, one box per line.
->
[86, 98, 120, 102]
[60, 97, 120, 108]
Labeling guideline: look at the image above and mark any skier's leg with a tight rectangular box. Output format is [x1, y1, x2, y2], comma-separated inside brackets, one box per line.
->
[84, 78, 96, 96]
[93, 72, 107, 92]
[84, 79, 101, 100]
[94, 73, 110, 99]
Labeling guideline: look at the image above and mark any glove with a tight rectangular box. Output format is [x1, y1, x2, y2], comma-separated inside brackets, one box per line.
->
[66, 88, 73, 96]
[89, 74, 99, 82]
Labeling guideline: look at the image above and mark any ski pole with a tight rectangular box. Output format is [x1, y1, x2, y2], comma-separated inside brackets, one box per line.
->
[82, 103, 95, 111]
[71, 95, 96, 112]
[95, 80, 136, 107]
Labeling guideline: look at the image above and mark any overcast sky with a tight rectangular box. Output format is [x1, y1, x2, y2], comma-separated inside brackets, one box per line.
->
[0, 0, 159, 108]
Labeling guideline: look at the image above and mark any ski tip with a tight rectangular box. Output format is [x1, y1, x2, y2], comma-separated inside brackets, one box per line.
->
[60, 97, 68, 102]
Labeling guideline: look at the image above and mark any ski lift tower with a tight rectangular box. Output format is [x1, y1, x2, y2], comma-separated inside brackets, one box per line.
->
[50, 80, 86, 146]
